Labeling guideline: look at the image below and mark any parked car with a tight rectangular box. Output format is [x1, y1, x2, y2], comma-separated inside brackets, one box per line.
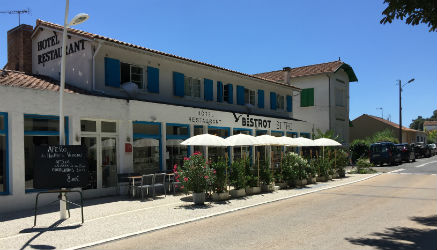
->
[428, 143, 437, 156]
[414, 142, 432, 158]
[395, 144, 415, 163]
[369, 142, 402, 166]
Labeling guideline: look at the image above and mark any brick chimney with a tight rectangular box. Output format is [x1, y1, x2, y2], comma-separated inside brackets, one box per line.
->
[6, 24, 33, 73]
[282, 67, 291, 85]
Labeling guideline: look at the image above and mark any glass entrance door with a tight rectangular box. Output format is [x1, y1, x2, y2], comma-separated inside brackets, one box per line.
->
[81, 137, 97, 189]
[101, 137, 117, 188]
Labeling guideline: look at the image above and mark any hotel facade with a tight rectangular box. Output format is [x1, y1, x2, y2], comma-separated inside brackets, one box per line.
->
[0, 21, 357, 213]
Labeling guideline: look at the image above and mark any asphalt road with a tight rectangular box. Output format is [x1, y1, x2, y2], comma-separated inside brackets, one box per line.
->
[90, 158, 437, 250]
[372, 155, 437, 175]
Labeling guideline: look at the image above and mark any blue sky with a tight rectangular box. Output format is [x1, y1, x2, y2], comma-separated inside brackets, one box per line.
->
[1, 0, 436, 127]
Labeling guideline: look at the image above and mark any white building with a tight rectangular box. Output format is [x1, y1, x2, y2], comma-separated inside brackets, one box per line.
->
[254, 61, 358, 144]
[0, 21, 320, 213]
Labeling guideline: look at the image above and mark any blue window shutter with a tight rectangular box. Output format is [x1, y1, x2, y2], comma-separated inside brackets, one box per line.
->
[104, 57, 120, 87]
[173, 72, 184, 97]
[286, 95, 292, 112]
[237, 85, 245, 105]
[204, 79, 213, 101]
[258, 89, 264, 108]
[270, 92, 277, 110]
[147, 66, 159, 93]
[217, 81, 223, 102]
[226, 84, 233, 104]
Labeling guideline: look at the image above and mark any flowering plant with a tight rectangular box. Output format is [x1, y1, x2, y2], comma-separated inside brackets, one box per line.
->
[176, 152, 216, 193]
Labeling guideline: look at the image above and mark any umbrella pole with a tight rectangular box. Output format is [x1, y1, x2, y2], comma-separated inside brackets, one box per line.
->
[335, 149, 337, 169]
[225, 152, 228, 191]
[280, 151, 283, 181]
[310, 149, 313, 159]
[257, 151, 260, 186]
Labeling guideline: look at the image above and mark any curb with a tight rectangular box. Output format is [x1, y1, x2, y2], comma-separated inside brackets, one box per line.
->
[67, 173, 381, 250]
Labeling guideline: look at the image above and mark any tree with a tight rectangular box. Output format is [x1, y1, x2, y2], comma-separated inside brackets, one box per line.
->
[410, 116, 425, 130]
[380, 0, 437, 32]
[426, 130, 437, 143]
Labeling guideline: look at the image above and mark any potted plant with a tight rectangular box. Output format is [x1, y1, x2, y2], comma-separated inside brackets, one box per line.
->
[335, 149, 348, 178]
[229, 158, 247, 198]
[260, 158, 274, 192]
[244, 157, 261, 195]
[295, 156, 309, 187]
[315, 157, 329, 182]
[306, 159, 317, 184]
[211, 157, 230, 201]
[282, 152, 297, 187]
[178, 152, 215, 205]
[274, 167, 287, 189]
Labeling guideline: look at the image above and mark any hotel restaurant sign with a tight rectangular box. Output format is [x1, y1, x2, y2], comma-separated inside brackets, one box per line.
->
[36, 33, 86, 65]
[188, 109, 294, 131]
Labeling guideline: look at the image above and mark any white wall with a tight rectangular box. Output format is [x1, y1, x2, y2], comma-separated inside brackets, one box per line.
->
[0, 85, 311, 213]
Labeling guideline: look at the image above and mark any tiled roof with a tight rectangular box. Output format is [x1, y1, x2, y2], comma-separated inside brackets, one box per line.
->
[34, 20, 299, 90]
[0, 69, 83, 94]
[254, 61, 358, 82]
[424, 120, 437, 126]
[365, 114, 423, 133]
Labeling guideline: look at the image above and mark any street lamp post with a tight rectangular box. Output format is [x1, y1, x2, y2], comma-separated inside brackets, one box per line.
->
[398, 78, 415, 144]
[59, 0, 89, 220]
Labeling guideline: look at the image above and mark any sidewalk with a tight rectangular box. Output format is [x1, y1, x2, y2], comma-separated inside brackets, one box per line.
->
[0, 173, 379, 250]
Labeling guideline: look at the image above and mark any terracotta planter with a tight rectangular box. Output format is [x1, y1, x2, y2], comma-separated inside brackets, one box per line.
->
[295, 179, 307, 187]
[275, 182, 288, 189]
[230, 188, 246, 198]
[212, 191, 230, 201]
[338, 170, 346, 178]
[328, 175, 333, 180]
[317, 176, 328, 182]
[245, 186, 261, 195]
[332, 173, 339, 179]
[192, 192, 206, 205]
[261, 184, 275, 192]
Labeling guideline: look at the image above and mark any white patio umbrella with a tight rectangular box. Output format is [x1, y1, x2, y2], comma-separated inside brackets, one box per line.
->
[225, 134, 259, 146]
[255, 134, 282, 146]
[293, 137, 317, 147]
[180, 133, 230, 147]
[313, 137, 342, 163]
[276, 136, 297, 146]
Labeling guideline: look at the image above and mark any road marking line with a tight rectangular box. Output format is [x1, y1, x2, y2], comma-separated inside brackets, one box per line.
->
[387, 169, 405, 174]
[415, 161, 437, 168]
[65, 173, 382, 250]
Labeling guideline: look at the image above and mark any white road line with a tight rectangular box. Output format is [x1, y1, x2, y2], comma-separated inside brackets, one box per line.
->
[387, 169, 405, 174]
[415, 161, 437, 168]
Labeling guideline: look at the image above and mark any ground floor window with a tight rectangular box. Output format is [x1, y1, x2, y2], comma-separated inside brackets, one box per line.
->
[271, 131, 284, 168]
[166, 123, 189, 170]
[208, 126, 230, 162]
[133, 121, 161, 174]
[255, 130, 268, 163]
[233, 129, 252, 162]
[0, 113, 8, 194]
[24, 115, 68, 191]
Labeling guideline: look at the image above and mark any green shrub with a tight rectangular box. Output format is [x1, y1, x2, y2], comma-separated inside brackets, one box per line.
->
[230, 158, 247, 189]
[350, 139, 370, 164]
[211, 157, 227, 193]
[282, 152, 309, 181]
[259, 159, 273, 185]
[313, 157, 331, 177]
[243, 156, 259, 187]
[354, 157, 377, 174]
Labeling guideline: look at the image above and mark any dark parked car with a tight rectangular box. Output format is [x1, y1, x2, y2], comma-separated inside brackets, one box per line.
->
[413, 142, 432, 158]
[395, 144, 415, 163]
[370, 142, 402, 166]
[428, 143, 436, 156]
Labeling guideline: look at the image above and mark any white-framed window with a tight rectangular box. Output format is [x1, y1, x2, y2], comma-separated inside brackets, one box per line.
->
[184, 76, 201, 98]
[276, 94, 285, 110]
[121, 62, 144, 89]
[244, 89, 255, 105]
[335, 88, 345, 107]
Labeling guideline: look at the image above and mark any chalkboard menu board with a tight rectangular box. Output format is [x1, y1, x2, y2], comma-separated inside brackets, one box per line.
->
[34, 145, 89, 189]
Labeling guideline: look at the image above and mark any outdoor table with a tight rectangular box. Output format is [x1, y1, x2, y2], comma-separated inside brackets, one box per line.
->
[127, 176, 142, 198]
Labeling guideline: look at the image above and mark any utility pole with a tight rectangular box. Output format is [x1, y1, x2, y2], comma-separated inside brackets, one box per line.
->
[0, 9, 30, 25]
[398, 78, 415, 143]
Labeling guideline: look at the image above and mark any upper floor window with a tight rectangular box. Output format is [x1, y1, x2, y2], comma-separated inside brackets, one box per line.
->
[301, 88, 314, 107]
[184, 76, 201, 98]
[244, 89, 255, 106]
[276, 94, 285, 110]
[121, 62, 143, 89]
[335, 88, 345, 107]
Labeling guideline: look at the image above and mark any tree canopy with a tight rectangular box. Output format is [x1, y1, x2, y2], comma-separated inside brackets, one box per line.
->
[410, 110, 437, 130]
[380, 0, 437, 32]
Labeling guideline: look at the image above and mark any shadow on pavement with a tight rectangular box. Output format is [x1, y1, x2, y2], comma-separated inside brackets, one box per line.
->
[345, 215, 437, 250]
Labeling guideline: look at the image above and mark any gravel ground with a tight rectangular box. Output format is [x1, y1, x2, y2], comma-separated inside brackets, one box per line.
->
[0, 173, 378, 250]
